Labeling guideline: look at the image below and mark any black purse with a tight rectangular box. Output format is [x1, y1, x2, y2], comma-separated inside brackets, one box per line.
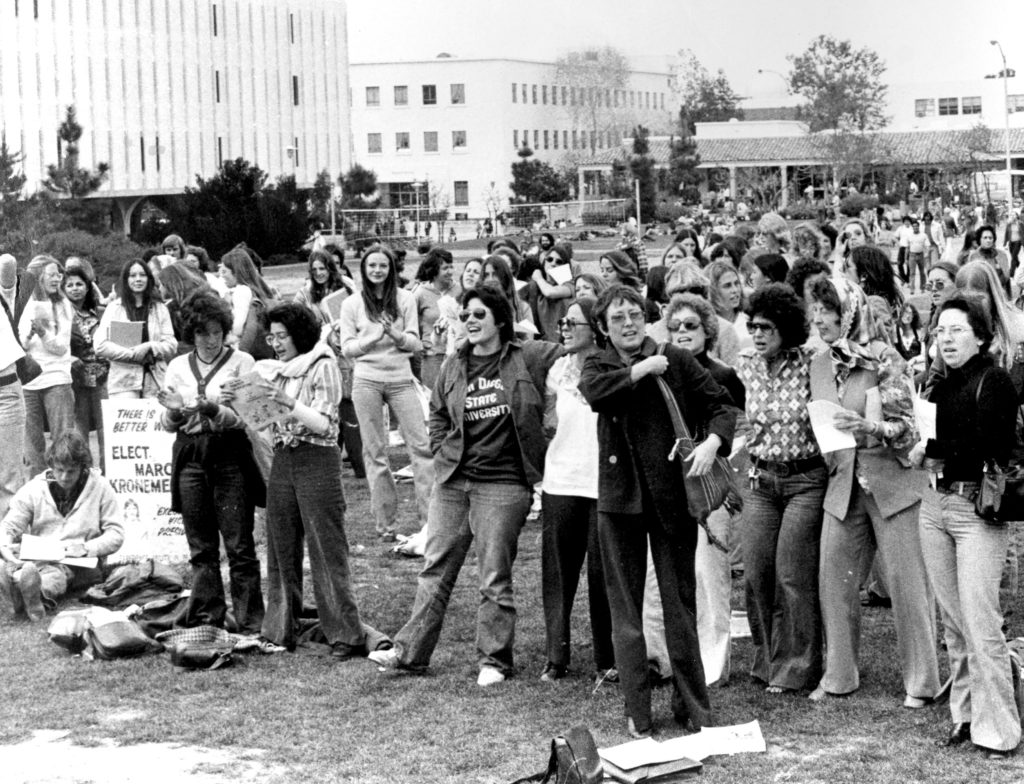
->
[972, 370, 1024, 524]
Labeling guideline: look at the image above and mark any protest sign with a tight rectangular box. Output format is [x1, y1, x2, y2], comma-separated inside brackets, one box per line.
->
[101, 398, 187, 563]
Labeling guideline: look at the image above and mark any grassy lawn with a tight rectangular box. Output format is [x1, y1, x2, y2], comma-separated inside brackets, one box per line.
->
[3, 464, 1024, 783]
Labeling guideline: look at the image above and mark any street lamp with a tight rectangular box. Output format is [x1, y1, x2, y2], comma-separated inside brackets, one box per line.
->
[991, 40, 1013, 202]
[411, 180, 425, 237]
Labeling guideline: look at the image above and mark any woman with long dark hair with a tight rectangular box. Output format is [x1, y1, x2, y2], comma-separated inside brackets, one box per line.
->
[218, 247, 276, 349]
[95, 260, 177, 400]
[64, 265, 108, 462]
[339, 245, 435, 541]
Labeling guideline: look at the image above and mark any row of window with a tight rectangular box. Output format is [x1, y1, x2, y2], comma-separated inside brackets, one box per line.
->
[385, 181, 470, 207]
[512, 82, 665, 111]
[365, 83, 465, 107]
[914, 96, 982, 117]
[513, 128, 621, 152]
[367, 131, 467, 154]
[133, 133, 302, 172]
[214, 70, 303, 106]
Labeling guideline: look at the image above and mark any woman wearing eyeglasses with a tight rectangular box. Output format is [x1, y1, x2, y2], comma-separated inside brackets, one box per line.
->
[736, 283, 826, 695]
[339, 245, 435, 542]
[909, 293, 1020, 758]
[537, 297, 614, 684]
[370, 285, 562, 686]
[527, 244, 578, 342]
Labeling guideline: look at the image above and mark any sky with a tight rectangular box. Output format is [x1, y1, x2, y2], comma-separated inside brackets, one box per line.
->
[348, 0, 1023, 101]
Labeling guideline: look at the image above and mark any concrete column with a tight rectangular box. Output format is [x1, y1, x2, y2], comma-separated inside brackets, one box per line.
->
[779, 165, 789, 208]
[729, 166, 737, 202]
[111, 196, 145, 237]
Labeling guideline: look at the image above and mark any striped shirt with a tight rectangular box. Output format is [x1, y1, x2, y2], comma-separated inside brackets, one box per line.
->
[270, 355, 342, 448]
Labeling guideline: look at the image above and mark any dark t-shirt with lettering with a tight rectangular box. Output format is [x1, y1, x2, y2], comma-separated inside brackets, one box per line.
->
[457, 350, 524, 483]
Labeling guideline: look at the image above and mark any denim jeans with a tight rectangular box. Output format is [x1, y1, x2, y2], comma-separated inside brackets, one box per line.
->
[0, 380, 25, 520]
[73, 382, 106, 472]
[262, 443, 365, 651]
[395, 478, 531, 674]
[178, 454, 264, 634]
[540, 493, 614, 671]
[351, 377, 435, 535]
[23, 383, 75, 477]
[920, 488, 1021, 751]
[744, 465, 826, 691]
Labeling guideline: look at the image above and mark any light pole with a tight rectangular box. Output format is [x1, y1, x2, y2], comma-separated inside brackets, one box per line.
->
[991, 40, 1014, 202]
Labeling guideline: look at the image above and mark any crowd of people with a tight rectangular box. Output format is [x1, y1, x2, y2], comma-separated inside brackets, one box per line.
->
[2, 206, 1024, 758]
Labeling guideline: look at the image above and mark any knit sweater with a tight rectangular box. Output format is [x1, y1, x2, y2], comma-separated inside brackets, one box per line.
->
[18, 298, 73, 390]
[338, 288, 422, 382]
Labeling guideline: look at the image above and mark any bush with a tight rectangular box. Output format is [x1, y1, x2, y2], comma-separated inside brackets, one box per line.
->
[780, 204, 820, 221]
[838, 194, 879, 218]
[35, 229, 147, 289]
[655, 203, 687, 225]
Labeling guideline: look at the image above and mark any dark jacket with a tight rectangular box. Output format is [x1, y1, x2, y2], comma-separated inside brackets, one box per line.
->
[579, 337, 736, 519]
[430, 338, 564, 486]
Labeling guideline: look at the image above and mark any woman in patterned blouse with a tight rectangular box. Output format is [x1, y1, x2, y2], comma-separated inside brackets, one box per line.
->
[736, 283, 826, 694]
[805, 277, 940, 707]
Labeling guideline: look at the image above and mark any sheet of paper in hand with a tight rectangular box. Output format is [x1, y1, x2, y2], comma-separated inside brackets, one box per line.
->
[230, 371, 293, 430]
[19, 534, 98, 569]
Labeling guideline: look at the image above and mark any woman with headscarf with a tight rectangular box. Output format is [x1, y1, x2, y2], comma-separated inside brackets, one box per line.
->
[805, 276, 939, 707]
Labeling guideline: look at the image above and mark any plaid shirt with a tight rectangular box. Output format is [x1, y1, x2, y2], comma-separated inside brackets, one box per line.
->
[737, 346, 820, 462]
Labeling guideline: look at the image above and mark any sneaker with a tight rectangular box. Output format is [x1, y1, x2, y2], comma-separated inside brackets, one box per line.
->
[477, 666, 506, 687]
[368, 648, 399, 669]
[539, 663, 567, 682]
[595, 667, 620, 686]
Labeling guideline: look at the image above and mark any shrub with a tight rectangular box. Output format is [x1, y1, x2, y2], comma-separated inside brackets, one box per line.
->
[838, 194, 880, 217]
[265, 253, 302, 268]
[780, 204, 820, 221]
[36, 229, 147, 289]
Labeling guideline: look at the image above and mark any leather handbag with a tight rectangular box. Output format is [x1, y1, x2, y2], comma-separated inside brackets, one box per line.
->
[971, 371, 1024, 524]
[510, 726, 603, 784]
[653, 347, 742, 551]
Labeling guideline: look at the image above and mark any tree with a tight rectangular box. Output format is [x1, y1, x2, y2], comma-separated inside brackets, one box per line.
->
[666, 108, 702, 202]
[428, 183, 452, 241]
[0, 136, 26, 205]
[509, 146, 571, 204]
[481, 183, 504, 220]
[43, 106, 110, 197]
[555, 47, 631, 157]
[339, 163, 379, 208]
[787, 35, 888, 132]
[309, 169, 334, 226]
[669, 49, 744, 127]
[629, 126, 657, 222]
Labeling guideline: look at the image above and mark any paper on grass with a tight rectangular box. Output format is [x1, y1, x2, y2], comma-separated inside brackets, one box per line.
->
[806, 400, 856, 454]
[18, 534, 97, 568]
[230, 371, 293, 431]
[913, 396, 936, 441]
[599, 721, 766, 768]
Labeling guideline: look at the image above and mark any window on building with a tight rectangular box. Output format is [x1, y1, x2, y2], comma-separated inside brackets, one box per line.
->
[215, 70, 221, 102]
[522, 83, 527, 103]
[454, 181, 469, 207]
[366, 86, 380, 107]
[368, 133, 382, 154]
[533, 130, 539, 149]
[513, 130, 519, 148]
[523, 129, 528, 149]
[589, 131, 596, 150]
[630, 91, 635, 108]
[938, 97, 958, 115]
[396, 132, 410, 151]
[292, 76, 300, 106]
[962, 96, 982, 115]
[572, 130, 578, 149]
[605, 88, 611, 107]
[588, 88, 594, 105]
[542, 85, 548, 105]
[394, 85, 408, 105]
[1009, 94, 1024, 113]
[570, 87, 576, 106]
[561, 86, 567, 105]
[140, 136, 146, 172]
[452, 130, 467, 149]
[422, 84, 437, 105]
[291, 137, 299, 167]
[543, 130, 549, 149]
[553, 130, 559, 150]
[562, 130, 568, 149]
[914, 99, 935, 117]
[512, 83, 517, 103]
[217, 137, 224, 166]
[451, 83, 465, 104]
[551, 86, 557, 106]
[424, 131, 438, 152]
[289, 13, 295, 43]
[532, 84, 538, 104]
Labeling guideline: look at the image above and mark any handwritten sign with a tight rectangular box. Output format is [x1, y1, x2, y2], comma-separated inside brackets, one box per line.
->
[101, 399, 188, 563]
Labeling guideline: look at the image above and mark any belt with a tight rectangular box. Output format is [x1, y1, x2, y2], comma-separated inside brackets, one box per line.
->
[751, 455, 825, 477]
[0, 373, 17, 387]
[936, 480, 979, 497]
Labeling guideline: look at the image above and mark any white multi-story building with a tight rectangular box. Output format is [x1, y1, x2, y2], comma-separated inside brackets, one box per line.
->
[349, 56, 673, 219]
[0, 0, 351, 231]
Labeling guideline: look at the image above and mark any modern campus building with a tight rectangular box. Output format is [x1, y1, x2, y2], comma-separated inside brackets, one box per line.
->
[348, 56, 673, 219]
[0, 0, 352, 231]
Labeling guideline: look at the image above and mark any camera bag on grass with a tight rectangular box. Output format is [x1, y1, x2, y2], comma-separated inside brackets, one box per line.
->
[49, 607, 163, 659]
[510, 726, 603, 784]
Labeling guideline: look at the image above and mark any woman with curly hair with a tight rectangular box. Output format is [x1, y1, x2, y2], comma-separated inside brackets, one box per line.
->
[158, 293, 265, 634]
[737, 283, 826, 694]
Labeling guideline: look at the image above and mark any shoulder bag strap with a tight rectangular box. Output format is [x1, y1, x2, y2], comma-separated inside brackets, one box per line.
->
[654, 343, 693, 453]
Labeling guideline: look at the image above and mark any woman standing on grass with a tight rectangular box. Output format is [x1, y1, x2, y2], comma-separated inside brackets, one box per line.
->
[339, 245, 435, 542]
[218, 247, 277, 350]
[370, 285, 563, 686]
[910, 294, 1021, 758]
[95, 260, 177, 400]
[224, 303, 366, 656]
[64, 265, 108, 463]
[409, 247, 458, 388]
[158, 293, 265, 635]
[538, 296, 615, 684]
[19, 257, 75, 477]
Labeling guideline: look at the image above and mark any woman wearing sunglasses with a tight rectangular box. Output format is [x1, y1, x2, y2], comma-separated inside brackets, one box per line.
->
[526, 243, 578, 342]
[370, 285, 563, 687]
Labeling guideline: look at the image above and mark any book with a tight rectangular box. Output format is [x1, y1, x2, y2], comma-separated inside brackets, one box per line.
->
[602, 756, 702, 783]
[229, 371, 293, 431]
[108, 320, 145, 348]
[322, 289, 349, 322]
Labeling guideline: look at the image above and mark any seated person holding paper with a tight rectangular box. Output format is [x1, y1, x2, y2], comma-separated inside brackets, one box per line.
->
[805, 276, 939, 706]
[0, 432, 123, 621]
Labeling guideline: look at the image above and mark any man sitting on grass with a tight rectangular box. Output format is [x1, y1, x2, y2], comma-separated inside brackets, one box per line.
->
[0, 432, 123, 621]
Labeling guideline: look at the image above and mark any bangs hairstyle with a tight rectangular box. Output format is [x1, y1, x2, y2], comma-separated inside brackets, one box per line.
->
[938, 293, 994, 354]
[415, 247, 454, 283]
[746, 282, 809, 350]
[359, 244, 400, 321]
[263, 302, 321, 355]
[63, 265, 99, 311]
[600, 250, 642, 290]
[591, 284, 646, 349]
[161, 234, 188, 258]
[180, 291, 233, 344]
[671, 228, 703, 256]
[462, 285, 515, 344]
[307, 249, 349, 302]
[667, 293, 719, 352]
[116, 259, 157, 320]
[574, 272, 608, 298]
[46, 431, 92, 472]
[30, 256, 64, 301]
[220, 247, 275, 300]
